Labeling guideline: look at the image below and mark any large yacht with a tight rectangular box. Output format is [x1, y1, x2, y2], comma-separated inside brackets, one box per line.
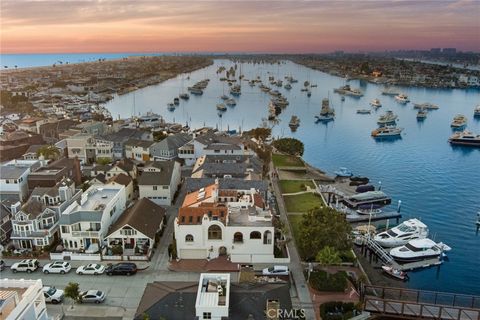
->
[377, 111, 398, 125]
[395, 93, 410, 104]
[289, 115, 300, 130]
[450, 114, 467, 128]
[371, 126, 403, 138]
[390, 239, 451, 262]
[413, 102, 439, 110]
[474, 105, 480, 117]
[448, 131, 480, 147]
[370, 98, 382, 108]
[374, 219, 428, 248]
[216, 103, 227, 111]
[315, 98, 335, 122]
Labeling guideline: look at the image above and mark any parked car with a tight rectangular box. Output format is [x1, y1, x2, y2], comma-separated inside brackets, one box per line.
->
[76, 263, 105, 275]
[13, 248, 30, 255]
[80, 290, 106, 304]
[262, 265, 289, 276]
[11, 259, 39, 273]
[43, 261, 72, 274]
[43, 286, 64, 304]
[0, 260, 5, 272]
[105, 263, 137, 276]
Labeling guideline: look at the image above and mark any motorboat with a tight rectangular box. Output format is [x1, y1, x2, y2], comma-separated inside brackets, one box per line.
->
[216, 103, 227, 111]
[395, 93, 410, 104]
[390, 239, 451, 262]
[307, 90, 312, 97]
[347, 88, 364, 97]
[310, 84, 318, 87]
[416, 109, 427, 120]
[357, 109, 371, 114]
[413, 102, 439, 110]
[167, 103, 175, 111]
[230, 85, 241, 96]
[304, 81, 310, 87]
[370, 99, 382, 108]
[276, 80, 283, 87]
[450, 114, 467, 128]
[225, 99, 236, 107]
[374, 218, 428, 248]
[289, 115, 300, 129]
[173, 97, 180, 105]
[269, 90, 282, 97]
[474, 105, 480, 117]
[334, 167, 353, 177]
[341, 96, 345, 101]
[377, 111, 398, 125]
[189, 87, 203, 95]
[448, 130, 480, 147]
[371, 126, 403, 138]
[179, 93, 190, 100]
[315, 98, 335, 122]
[381, 88, 399, 96]
[284, 83, 292, 90]
[382, 266, 408, 281]
[220, 94, 229, 100]
[356, 208, 382, 215]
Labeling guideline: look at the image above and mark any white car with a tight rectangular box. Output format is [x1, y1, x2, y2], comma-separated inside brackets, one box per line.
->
[11, 259, 39, 273]
[43, 286, 64, 304]
[262, 265, 289, 276]
[80, 290, 106, 304]
[43, 261, 71, 274]
[76, 263, 105, 275]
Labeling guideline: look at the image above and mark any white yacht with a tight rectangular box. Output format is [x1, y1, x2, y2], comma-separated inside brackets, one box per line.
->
[370, 98, 382, 108]
[474, 105, 480, 117]
[377, 111, 398, 125]
[374, 218, 428, 248]
[395, 93, 410, 104]
[451, 114, 467, 128]
[390, 239, 451, 262]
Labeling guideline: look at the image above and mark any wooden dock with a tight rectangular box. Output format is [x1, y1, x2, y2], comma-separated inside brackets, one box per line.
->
[346, 211, 402, 224]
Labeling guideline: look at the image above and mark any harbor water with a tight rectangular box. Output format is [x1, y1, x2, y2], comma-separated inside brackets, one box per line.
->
[104, 59, 480, 295]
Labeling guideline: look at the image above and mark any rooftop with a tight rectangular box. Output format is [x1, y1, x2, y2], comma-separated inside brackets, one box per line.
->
[77, 186, 122, 212]
[196, 273, 230, 310]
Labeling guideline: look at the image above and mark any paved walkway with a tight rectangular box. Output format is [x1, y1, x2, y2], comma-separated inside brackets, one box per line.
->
[270, 163, 317, 320]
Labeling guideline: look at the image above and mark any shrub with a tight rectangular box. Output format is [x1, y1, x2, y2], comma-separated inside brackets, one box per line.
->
[320, 301, 358, 320]
[168, 241, 177, 260]
[339, 250, 356, 263]
[111, 245, 123, 255]
[309, 270, 348, 292]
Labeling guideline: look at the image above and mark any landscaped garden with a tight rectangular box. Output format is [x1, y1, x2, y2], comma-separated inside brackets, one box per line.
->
[279, 180, 315, 194]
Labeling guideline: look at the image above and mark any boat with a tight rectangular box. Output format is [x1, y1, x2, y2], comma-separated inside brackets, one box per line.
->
[310, 84, 317, 87]
[341, 96, 345, 101]
[450, 114, 467, 128]
[269, 90, 282, 97]
[357, 109, 371, 114]
[315, 98, 335, 122]
[474, 105, 480, 117]
[390, 239, 451, 262]
[371, 126, 403, 138]
[179, 93, 190, 100]
[377, 111, 398, 125]
[225, 98, 236, 107]
[216, 103, 227, 111]
[307, 91, 312, 97]
[448, 130, 480, 147]
[220, 94, 229, 100]
[276, 80, 283, 87]
[289, 115, 300, 129]
[381, 88, 399, 96]
[413, 102, 439, 110]
[230, 85, 241, 96]
[374, 218, 428, 248]
[416, 109, 427, 120]
[343, 190, 391, 208]
[356, 208, 382, 215]
[334, 167, 353, 177]
[381, 266, 408, 281]
[284, 83, 292, 90]
[348, 88, 364, 97]
[189, 87, 203, 95]
[304, 81, 310, 87]
[167, 103, 175, 111]
[173, 97, 180, 105]
[395, 94, 410, 104]
[370, 98, 382, 108]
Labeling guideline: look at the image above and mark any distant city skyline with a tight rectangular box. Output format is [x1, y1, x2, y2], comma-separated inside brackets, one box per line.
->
[1, 0, 479, 54]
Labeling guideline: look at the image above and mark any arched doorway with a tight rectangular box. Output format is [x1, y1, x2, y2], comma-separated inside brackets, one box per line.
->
[218, 246, 227, 256]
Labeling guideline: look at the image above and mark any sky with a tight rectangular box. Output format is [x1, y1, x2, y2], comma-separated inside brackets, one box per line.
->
[1, 0, 479, 54]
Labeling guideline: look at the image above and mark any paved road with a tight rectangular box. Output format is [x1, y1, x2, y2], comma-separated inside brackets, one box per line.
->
[270, 163, 317, 320]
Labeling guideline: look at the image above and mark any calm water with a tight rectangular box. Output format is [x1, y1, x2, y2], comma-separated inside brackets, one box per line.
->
[104, 59, 480, 294]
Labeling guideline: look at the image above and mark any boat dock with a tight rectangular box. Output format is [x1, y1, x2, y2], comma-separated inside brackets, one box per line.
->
[346, 211, 402, 224]
[360, 236, 444, 271]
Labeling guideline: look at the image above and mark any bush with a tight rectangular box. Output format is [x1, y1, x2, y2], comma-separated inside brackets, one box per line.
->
[309, 270, 348, 292]
[168, 240, 177, 260]
[320, 301, 358, 320]
[339, 250, 356, 263]
[272, 138, 304, 156]
[111, 245, 123, 255]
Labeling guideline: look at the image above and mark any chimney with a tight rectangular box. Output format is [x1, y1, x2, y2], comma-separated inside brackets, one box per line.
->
[73, 156, 82, 185]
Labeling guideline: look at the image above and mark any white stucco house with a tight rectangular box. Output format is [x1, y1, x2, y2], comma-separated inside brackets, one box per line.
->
[0, 279, 49, 320]
[195, 273, 230, 320]
[137, 161, 181, 206]
[174, 180, 287, 263]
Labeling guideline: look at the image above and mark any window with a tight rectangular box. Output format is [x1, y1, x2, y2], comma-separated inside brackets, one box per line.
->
[162, 186, 168, 189]
[203, 313, 212, 320]
[208, 225, 222, 240]
[233, 232, 243, 243]
[185, 234, 194, 242]
[263, 230, 272, 245]
[250, 231, 262, 239]
[153, 186, 158, 190]
[188, 216, 193, 223]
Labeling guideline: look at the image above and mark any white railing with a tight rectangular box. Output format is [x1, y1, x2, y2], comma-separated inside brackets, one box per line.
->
[50, 251, 101, 261]
[71, 230, 99, 238]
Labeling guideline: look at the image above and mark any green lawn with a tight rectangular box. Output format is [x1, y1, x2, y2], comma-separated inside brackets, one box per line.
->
[287, 214, 303, 246]
[272, 154, 304, 167]
[283, 193, 324, 212]
[279, 180, 315, 194]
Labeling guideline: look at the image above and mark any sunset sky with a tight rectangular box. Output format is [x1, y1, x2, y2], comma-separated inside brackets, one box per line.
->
[1, 0, 479, 54]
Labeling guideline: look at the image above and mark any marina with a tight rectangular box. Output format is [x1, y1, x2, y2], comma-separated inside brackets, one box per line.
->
[103, 59, 480, 295]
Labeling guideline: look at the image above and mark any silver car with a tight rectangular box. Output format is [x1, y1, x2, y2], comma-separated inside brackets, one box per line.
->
[80, 290, 106, 304]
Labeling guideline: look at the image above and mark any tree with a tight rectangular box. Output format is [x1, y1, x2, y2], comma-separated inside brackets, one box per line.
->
[37, 145, 61, 160]
[64, 282, 82, 308]
[153, 131, 168, 142]
[316, 246, 342, 266]
[272, 138, 304, 156]
[96, 157, 112, 165]
[297, 207, 351, 261]
[245, 127, 271, 141]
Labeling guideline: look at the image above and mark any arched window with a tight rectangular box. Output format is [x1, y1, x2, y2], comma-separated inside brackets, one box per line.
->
[263, 230, 272, 244]
[233, 232, 243, 243]
[250, 231, 262, 239]
[185, 234, 194, 242]
[208, 225, 222, 240]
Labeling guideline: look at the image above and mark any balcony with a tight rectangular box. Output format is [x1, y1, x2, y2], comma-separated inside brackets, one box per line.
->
[71, 230, 100, 238]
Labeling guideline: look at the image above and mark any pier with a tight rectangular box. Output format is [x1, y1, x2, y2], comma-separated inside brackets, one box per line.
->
[346, 211, 402, 224]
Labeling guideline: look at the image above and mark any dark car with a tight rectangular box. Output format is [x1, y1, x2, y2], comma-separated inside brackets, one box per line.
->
[105, 263, 137, 276]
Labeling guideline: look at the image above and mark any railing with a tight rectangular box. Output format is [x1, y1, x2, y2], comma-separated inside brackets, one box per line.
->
[71, 230, 100, 238]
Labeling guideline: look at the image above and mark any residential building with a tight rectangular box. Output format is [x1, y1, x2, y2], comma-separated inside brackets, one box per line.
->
[90, 159, 137, 179]
[138, 161, 181, 206]
[0, 160, 42, 201]
[0, 279, 49, 320]
[174, 180, 279, 263]
[106, 173, 134, 203]
[178, 131, 252, 165]
[66, 133, 113, 164]
[150, 133, 192, 161]
[105, 198, 165, 257]
[191, 154, 263, 180]
[99, 128, 152, 159]
[195, 273, 230, 320]
[125, 139, 155, 162]
[11, 178, 81, 250]
[59, 184, 126, 252]
[0, 199, 14, 244]
[0, 131, 45, 162]
[185, 177, 268, 201]
[27, 157, 82, 191]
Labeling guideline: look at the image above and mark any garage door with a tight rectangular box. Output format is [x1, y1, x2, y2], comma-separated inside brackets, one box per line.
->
[180, 249, 206, 259]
